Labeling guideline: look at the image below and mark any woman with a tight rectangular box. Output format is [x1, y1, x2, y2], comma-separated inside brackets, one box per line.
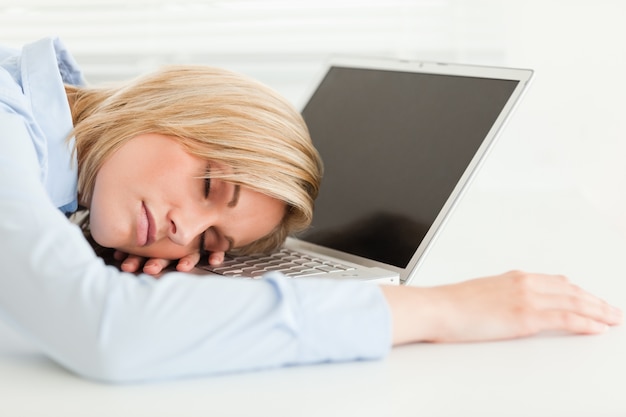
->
[0, 37, 621, 383]
[66, 61, 322, 275]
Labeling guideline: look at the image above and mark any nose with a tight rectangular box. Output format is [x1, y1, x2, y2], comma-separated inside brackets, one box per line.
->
[167, 206, 217, 247]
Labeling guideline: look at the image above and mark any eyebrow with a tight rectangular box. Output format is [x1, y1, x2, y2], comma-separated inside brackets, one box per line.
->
[228, 184, 240, 208]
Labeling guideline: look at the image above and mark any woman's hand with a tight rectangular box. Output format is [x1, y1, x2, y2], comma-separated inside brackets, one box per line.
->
[381, 270, 623, 345]
[113, 250, 226, 275]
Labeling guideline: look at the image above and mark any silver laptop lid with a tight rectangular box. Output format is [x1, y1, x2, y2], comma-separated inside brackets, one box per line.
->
[295, 57, 533, 284]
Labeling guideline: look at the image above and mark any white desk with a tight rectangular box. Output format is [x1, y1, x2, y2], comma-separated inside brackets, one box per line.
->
[1, 189, 625, 417]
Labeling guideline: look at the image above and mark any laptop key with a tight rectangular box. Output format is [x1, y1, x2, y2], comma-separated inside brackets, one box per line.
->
[203, 248, 355, 278]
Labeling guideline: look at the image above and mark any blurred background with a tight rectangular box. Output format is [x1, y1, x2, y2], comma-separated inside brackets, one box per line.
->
[1, 0, 625, 236]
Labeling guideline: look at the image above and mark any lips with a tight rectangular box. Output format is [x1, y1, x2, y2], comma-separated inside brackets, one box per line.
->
[137, 202, 157, 247]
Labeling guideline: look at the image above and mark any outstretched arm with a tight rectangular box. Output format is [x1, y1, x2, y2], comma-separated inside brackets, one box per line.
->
[382, 270, 622, 345]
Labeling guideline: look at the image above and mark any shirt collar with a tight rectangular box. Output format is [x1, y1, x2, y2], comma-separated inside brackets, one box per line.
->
[20, 37, 85, 211]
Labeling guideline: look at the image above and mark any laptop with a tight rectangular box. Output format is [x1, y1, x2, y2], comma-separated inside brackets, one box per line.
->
[196, 57, 533, 285]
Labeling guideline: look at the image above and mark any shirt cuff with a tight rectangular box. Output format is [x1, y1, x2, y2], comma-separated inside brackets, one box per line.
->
[264, 272, 392, 365]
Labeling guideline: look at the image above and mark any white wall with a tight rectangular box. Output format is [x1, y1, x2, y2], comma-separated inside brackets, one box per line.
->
[2, 0, 625, 235]
[483, 1, 626, 238]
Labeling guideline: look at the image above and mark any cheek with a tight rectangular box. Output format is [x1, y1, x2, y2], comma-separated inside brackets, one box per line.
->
[88, 200, 122, 248]
[87, 180, 127, 248]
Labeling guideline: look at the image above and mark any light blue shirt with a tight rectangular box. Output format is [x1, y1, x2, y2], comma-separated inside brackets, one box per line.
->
[0, 37, 391, 383]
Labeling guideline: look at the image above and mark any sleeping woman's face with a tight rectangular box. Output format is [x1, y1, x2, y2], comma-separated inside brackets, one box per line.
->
[86, 133, 285, 262]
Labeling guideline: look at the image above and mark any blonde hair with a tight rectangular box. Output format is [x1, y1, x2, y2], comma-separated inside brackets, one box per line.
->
[66, 66, 322, 255]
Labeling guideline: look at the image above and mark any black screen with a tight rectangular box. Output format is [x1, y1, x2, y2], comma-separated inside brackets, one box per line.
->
[300, 66, 518, 268]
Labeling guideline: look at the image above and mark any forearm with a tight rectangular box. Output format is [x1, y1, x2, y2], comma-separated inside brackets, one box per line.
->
[380, 285, 439, 345]
[381, 271, 623, 345]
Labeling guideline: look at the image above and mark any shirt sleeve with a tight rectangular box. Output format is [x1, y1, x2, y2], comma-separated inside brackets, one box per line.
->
[0, 112, 392, 383]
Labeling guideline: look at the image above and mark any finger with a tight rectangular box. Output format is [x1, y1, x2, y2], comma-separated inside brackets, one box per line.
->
[567, 286, 623, 324]
[176, 252, 202, 272]
[143, 258, 172, 275]
[120, 255, 144, 273]
[534, 292, 623, 326]
[208, 251, 225, 266]
[511, 272, 618, 315]
[534, 310, 611, 335]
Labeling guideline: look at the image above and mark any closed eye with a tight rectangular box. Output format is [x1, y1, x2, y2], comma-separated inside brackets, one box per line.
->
[204, 164, 211, 198]
[204, 177, 211, 198]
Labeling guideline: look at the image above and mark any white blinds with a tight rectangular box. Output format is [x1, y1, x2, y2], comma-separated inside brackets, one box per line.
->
[0, 0, 505, 103]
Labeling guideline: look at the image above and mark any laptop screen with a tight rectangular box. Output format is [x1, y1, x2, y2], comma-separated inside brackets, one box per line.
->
[299, 66, 519, 268]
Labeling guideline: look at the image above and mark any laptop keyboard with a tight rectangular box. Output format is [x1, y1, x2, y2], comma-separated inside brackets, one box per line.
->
[198, 248, 356, 278]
